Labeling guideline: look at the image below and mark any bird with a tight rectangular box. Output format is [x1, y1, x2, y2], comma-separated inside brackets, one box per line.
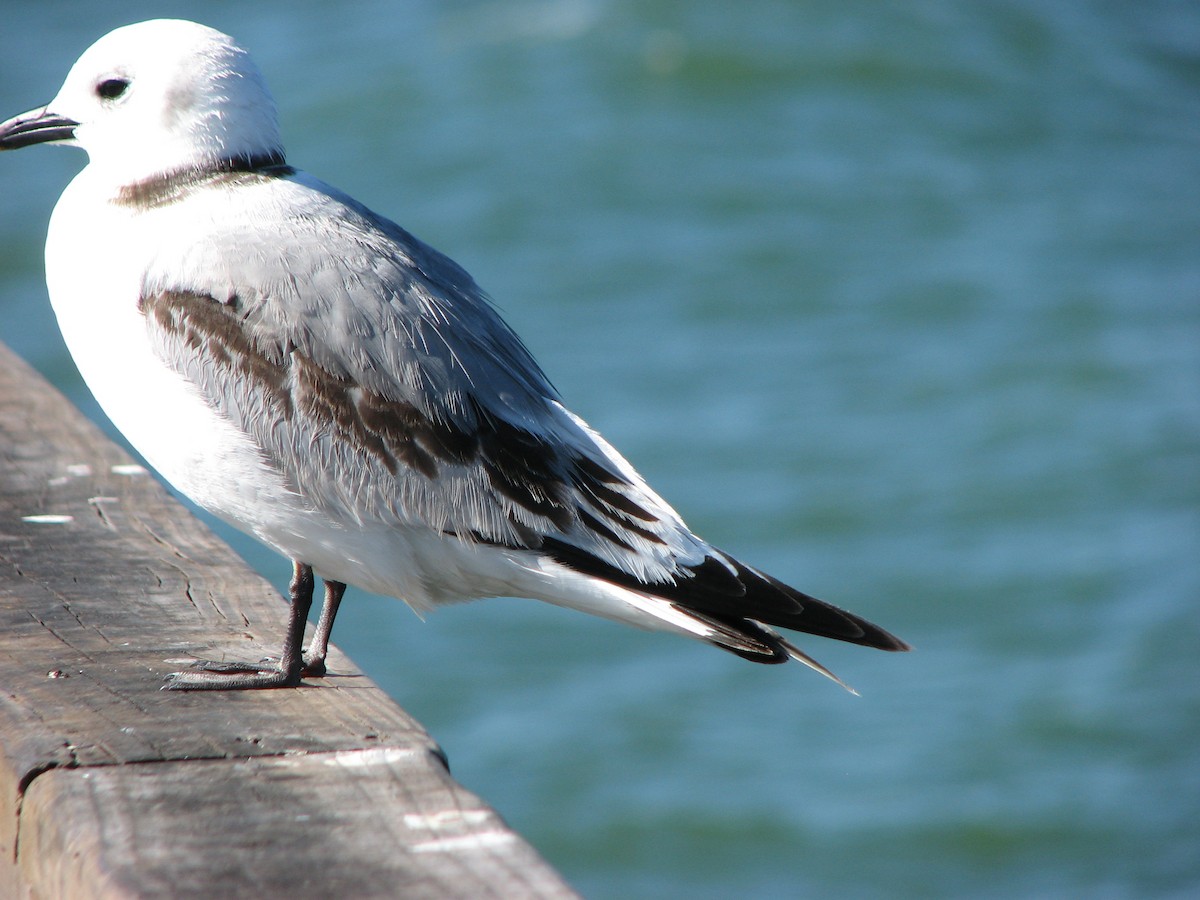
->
[0, 19, 909, 692]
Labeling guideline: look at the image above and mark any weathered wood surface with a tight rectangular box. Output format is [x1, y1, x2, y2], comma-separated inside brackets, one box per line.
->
[0, 340, 577, 899]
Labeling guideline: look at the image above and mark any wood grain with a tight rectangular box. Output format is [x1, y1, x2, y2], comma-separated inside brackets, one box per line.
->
[0, 341, 576, 898]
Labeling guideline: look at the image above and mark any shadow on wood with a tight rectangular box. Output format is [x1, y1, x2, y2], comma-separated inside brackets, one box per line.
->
[0, 340, 576, 898]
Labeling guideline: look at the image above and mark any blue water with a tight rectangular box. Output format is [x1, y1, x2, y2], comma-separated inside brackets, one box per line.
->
[2, 2, 1198, 896]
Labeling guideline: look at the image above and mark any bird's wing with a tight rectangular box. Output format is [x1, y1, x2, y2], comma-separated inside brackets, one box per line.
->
[138, 170, 707, 584]
[138, 169, 909, 664]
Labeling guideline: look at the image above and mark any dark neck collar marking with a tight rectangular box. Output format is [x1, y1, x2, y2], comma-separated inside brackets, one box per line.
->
[115, 151, 294, 209]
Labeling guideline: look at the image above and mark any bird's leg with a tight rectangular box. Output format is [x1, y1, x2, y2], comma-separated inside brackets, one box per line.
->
[163, 561, 315, 690]
[301, 579, 346, 677]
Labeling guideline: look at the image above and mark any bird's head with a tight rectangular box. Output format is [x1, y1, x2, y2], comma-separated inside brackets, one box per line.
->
[0, 19, 284, 184]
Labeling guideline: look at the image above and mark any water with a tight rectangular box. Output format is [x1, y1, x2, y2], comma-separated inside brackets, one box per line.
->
[2, 1, 1198, 896]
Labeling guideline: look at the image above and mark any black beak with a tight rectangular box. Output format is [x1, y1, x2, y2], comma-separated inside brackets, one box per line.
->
[0, 106, 79, 151]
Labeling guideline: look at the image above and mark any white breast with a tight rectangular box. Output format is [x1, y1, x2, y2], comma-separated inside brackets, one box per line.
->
[40, 170, 525, 612]
[44, 169, 301, 539]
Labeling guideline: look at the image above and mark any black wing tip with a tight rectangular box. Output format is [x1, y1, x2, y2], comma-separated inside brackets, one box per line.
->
[876, 632, 913, 653]
[684, 613, 860, 692]
[818, 602, 912, 653]
[679, 551, 911, 653]
[540, 538, 910, 655]
[714, 642, 792, 665]
[672, 605, 792, 664]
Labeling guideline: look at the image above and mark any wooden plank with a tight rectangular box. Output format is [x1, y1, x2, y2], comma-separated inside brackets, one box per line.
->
[0, 340, 577, 898]
[20, 749, 572, 899]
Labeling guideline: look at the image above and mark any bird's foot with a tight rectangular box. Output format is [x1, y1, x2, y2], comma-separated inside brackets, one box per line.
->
[300, 649, 330, 678]
[162, 658, 302, 691]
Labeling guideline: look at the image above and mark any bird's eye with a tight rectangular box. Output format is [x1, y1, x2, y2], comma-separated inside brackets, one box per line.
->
[96, 78, 130, 101]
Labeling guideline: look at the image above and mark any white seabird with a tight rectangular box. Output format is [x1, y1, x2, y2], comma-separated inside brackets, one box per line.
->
[0, 19, 908, 691]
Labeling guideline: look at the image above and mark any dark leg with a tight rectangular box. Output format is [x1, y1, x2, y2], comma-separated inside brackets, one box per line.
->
[302, 579, 346, 677]
[164, 561, 315, 691]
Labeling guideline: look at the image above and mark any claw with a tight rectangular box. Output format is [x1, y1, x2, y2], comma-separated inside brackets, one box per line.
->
[163, 661, 301, 690]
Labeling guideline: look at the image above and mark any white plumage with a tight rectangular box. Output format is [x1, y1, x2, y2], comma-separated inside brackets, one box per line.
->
[0, 19, 908, 691]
